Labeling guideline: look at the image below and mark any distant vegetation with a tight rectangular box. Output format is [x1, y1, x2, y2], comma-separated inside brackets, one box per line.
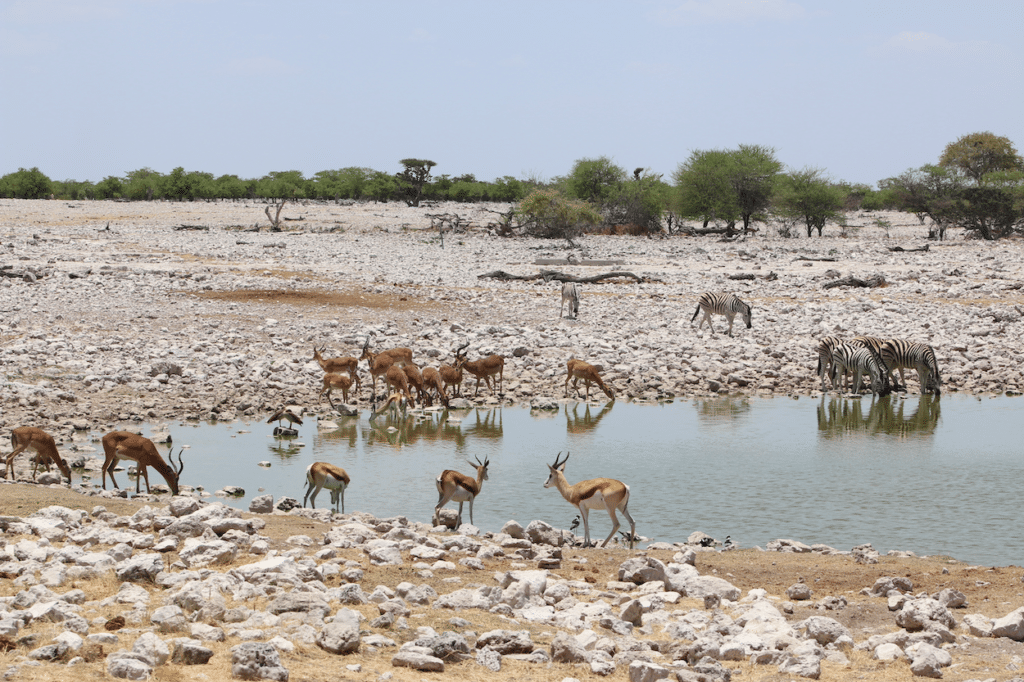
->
[2, 131, 1022, 239]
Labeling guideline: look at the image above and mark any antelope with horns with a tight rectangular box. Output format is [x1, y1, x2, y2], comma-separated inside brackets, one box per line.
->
[318, 373, 353, 407]
[402, 362, 428, 406]
[565, 358, 615, 401]
[312, 345, 361, 392]
[101, 431, 184, 495]
[439, 342, 469, 398]
[434, 456, 490, 528]
[422, 366, 450, 408]
[458, 351, 505, 397]
[544, 451, 635, 548]
[5, 427, 72, 484]
[303, 461, 350, 513]
[360, 336, 414, 401]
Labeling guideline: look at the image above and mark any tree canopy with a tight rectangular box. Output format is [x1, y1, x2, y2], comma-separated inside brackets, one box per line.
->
[939, 132, 1024, 181]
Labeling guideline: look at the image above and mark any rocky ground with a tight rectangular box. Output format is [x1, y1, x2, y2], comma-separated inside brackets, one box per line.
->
[1, 485, 1024, 682]
[2, 199, 1024, 680]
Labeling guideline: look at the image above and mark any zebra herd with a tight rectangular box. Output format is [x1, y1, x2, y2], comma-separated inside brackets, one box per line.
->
[817, 336, 942, 397]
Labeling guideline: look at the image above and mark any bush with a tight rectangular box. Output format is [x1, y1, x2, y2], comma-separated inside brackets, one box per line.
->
[515, 189, 601, 242]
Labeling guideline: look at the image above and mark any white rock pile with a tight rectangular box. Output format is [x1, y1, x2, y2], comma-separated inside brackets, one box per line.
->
[1, 496, 1023, 679]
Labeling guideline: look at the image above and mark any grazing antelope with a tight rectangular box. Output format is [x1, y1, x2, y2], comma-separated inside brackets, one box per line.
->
[370, 393, 409, 421]
[360, 337, 413, 400]
[439, 342, 469, 398]
[434, 456, 489, 528]
[318, 373, 354, 407]
[421, 367, 450, 408]
[267, 408, 304, 429]
[101, 431, 184, 495]
[403, 362, 428, 405]
[691, 292, 752, 337]
[312, 345, 361, 391]
[458, 352, 505, 397]
[5, 427, 72, 484]
[564, 358, 615, 401]
[303, 461, 350, 512]
[544, 451, 635, 548]
[385, 364, 416, 406]
[561, 281, 581, 319]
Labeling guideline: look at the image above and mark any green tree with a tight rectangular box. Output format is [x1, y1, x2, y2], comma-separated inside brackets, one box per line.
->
[673, 149, 740, 228]
[564, 156, 626, 206]
[492, 176, 526, 202]
[124, 168, 163, 200]
[605, 169, 669, 233]
[515, 188, 601, 243]
[94, 175, 124, 199]
[366, 170, 398, 202]
[215, 174, 248, 201]
[939, 132, 1024, 181]
[255, 170, 306, 200]
[774, 168, 846, 237]
[164, 167, 212, 201]
[396, 159, 436, 207]
[730, 144, 783, 230]
[0, 167, 53, 199]
[51, 178, 95, 200]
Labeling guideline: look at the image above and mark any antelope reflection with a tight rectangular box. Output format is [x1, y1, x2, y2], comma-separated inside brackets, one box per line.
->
[817, 394, 941, 440]
[463, 409, 503, 441]
[565, 401, 614, 435]
[695, 397, 751, 423]
[314, 417, 360, 448]
[365, 410, 467, 448]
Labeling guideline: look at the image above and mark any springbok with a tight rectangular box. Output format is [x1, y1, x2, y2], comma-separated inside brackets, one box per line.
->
[564, 358, 615, 401]
[303, 461, 350, 512]
[421, 366, 450, 408]
[318, 373, 354, 407]
[101, 431, 184, 495]
[360, 336, 413, 400]
[385, 365, 415, 407]
[439, 342, 469, 398]
[458, 352, 505, 397]
[5, 427, 72, 484]
[434, 456, 490, 528]
[544, 451, 635, 548]
[370, 393, 409, 421]
[561, 281, 581, 319]
[312, 345, 361, 391]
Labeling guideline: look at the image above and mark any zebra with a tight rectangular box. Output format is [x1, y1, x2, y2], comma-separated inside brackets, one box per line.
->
[880, 339, 942, 395]
[829, 343, 891, 396]
[848, 335, 897, 390]
[816, 336, 843, 391]
[560, 282, 580, 319]
[690, 292, 752, 337]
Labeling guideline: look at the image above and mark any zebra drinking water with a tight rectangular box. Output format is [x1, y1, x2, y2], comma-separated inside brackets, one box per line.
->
[829, 343, 891, 396]
[691, 292, 752, 337]
[880, 339, 942, 395]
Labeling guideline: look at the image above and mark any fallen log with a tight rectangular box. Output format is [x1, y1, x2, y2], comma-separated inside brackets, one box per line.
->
[728, 271, 777, 281]
[887, 244, 929, 252]
[174, 224, 209, 231]
[477, 269, 649, 284]
[793, 256, 837, 262]
[823, 274, 887, 290]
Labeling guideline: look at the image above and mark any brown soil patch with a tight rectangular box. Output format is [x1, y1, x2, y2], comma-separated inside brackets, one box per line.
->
[193, 287, 446, 316]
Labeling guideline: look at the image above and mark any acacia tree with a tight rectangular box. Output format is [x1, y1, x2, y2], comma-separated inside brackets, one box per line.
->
[565, 156, 626, 206]
[730, 144, 783, 230]
[939, 132, 1024, 181]
[0, 167, 53, 199]
[674, 145, 781, 232]
[396, 159, 436, 207]
[774, 168, 846, 237]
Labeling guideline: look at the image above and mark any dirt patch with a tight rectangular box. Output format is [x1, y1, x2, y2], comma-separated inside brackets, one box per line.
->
[193, 287, 447, 316]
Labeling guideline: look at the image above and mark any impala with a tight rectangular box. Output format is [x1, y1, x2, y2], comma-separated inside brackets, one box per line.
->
[369, 393, 409, 421]
[402, 362, 428, 406]
[385, 364, 415, 407]
[101, 431, 184, 495]
[318, 373, 354, 407]
[544, 451, 635, 548]
[312, 345, 361, 391]
[459, 351, 505, 397]
[439, 342, 469, 398]
[5, 427, 72, 484]
[434, 456, 489, 528]
[360, 337, 413, 400]
[564, 358, 615, 401]
[421, 367, 450, 408]
[303, 461, 350, 513]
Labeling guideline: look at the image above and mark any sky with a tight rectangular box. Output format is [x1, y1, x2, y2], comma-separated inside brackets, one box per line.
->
[1, 0, 1021, 188]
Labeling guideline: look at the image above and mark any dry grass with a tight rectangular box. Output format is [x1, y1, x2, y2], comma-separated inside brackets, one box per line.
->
[2, 484, 1024, 681]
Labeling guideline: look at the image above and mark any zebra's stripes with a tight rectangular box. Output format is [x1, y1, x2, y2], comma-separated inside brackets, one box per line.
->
[829, 343, 891, 396]
[560, 282, 581, 319]
[690, 292, 752, 337]
[848, 335, 896, 389]
[816, 336, 843, 390]
[881, 339, 942, 395]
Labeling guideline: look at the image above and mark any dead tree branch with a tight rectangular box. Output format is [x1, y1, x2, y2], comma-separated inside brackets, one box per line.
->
[728, 271, 778, 281]
[887, 244, 930, 253]
[793, 256, 838, 262]
[264, 199, 287, 232]
[823, 274, 887, 290]
[478, 269, 652, 284]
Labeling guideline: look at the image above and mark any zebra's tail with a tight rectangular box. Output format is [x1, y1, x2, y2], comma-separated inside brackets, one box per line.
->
[690, 304, 701, 323]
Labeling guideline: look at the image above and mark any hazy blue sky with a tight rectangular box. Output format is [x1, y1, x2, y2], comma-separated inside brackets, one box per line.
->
[2, 1, 1020, 187]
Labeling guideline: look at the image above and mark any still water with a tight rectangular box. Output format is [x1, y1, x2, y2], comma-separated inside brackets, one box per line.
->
[97, 394, 1023, 567]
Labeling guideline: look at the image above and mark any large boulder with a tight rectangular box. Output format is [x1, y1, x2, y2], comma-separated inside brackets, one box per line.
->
[316, 609, 361, 654]
[231, 642, 289, 681]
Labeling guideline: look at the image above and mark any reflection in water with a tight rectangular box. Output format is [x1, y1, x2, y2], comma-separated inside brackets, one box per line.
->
[817, 394, 941, 440]
[361, 410, 469, 449]
[267, 435, 303, 459]
[463, 409, 503, 440]
[565, 401, 614, 434]
[696, 397, 751, 422]
[316, 418, 360, 448]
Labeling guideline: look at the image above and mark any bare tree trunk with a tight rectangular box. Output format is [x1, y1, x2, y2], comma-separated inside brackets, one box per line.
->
[264, 199, 287, 232]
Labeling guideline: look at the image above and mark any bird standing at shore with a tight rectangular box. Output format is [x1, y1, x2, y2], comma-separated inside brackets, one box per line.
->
[267, 408, 303, 429]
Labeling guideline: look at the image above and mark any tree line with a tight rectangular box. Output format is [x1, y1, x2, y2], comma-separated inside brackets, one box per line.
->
[2, 132, 1022, 240]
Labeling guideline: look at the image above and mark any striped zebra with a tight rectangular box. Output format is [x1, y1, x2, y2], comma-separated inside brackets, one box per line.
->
[560, 282, 581, 319]
[848, 335, 896, 390]
[829, 343, 891, 396]
[690, 292, 752, 337]
[880, 339, 942, 395]
[816, 336, 843, 391]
